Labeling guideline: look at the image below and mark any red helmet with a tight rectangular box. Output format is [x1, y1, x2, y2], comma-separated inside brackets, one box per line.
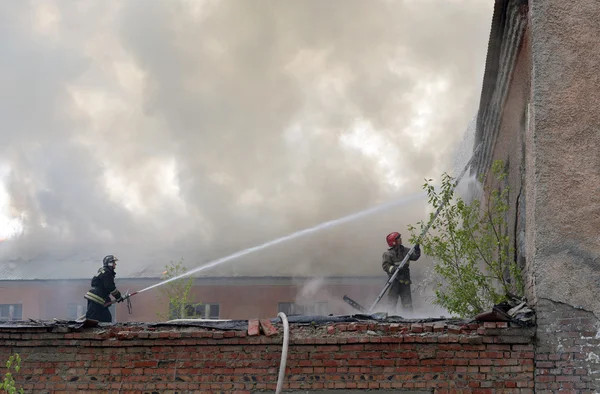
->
[386, 232, 401, 247]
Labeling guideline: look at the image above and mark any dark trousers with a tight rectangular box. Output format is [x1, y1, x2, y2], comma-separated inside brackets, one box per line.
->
[86, 300, 112, 323]
[388, 280, 413, 313]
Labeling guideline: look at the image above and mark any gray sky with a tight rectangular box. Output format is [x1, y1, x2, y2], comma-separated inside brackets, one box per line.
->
[0, 0, 492, 277]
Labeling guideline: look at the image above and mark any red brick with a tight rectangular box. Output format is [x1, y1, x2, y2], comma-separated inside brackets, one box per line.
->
[537, 375, 556, 382]
[259, 319, 278, 337]
[248, 319, 260, 336]
[448, 325, 462, 334]
[1, 323, 538, 392]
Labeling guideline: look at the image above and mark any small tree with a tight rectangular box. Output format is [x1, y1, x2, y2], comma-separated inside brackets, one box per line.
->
[1, 354, 24, 394]
[156, 259, 200, 320]
[408, 160, 524, 318]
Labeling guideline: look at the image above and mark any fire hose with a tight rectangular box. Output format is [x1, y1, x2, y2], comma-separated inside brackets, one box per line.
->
[104, 290, 138, 315]
[275, 312, 290, 394]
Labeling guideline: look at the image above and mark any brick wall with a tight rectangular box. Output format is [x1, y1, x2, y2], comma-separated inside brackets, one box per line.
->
[534, 299, 600, 393]
[0, 320, 534, 393]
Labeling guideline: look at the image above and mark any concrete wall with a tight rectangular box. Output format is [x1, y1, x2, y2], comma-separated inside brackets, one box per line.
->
[528, 0, 600, 320]
[473, 0, 600, 391]
[526, 1, 600, 390]
[477, 0, 600, 392]
[0, 320, 535, 393]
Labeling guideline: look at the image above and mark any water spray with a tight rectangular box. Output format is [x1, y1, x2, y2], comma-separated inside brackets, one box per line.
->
[343, 142, 483, 314]
[126, 191, 427, 298]
[112, 142, 481, 312]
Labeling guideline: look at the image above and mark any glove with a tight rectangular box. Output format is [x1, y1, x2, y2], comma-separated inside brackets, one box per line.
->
[388, 265, 397, 274]
[112, 290, 124, 303]
[414, 244, 420, 251]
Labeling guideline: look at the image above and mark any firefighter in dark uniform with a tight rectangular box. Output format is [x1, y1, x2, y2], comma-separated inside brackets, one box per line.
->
[381, 232, 421, 313]
[84, 255, 124, 322]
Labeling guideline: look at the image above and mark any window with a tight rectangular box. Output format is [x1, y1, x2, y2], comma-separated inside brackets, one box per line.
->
[67, 303, 84, 320]
[278, 302, 329, 316]
[278, 302, 301, 315]
[184, 303, 220, 319]
[313, 302, 329, 315]
[0, 304, 23, 321]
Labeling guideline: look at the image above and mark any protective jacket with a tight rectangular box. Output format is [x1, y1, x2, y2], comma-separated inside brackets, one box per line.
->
[381, 244, 421, 285]
[84, 267, 122, 306]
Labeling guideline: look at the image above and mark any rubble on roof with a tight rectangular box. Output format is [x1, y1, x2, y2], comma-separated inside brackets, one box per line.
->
[474, 294, 535, 327]
[0, 313, 467, 333]
[152, 313, 460, 330]
[0, 316, 537, 343]
[0, 302, 536, 334]
[0, 318, 95, 331]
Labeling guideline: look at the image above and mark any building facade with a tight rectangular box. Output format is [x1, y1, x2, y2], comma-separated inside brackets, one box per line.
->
[0, 276, 437, 323]
[474, 0, 600, 391]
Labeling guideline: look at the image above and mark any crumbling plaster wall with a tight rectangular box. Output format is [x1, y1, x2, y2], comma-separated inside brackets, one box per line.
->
[527, 0, 600, 320]
[485, 24, 532, 302]
[476, 0, 600, 391]
[527, 0, 600, 391]
[473, 0, 533, 301]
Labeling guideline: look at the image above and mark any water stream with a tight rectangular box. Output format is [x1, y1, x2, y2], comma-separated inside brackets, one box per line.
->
[135, 122, 481, 297]
[136, 191, 426, 294]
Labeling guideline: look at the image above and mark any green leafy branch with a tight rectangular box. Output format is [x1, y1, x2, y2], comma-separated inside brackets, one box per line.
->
[156, 259, 201, 320]
[1, 354, 24, 394]
[408, 160, 524, 318]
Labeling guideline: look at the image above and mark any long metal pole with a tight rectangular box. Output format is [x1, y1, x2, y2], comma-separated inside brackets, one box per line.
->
[367, 143, 482, 313]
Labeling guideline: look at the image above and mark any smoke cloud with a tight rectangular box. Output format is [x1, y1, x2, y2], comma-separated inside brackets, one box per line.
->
[0, 0, 492, 278]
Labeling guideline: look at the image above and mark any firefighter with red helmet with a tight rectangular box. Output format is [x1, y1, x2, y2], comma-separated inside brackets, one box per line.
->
[84, 255, 124, 322]
[381, 232, 421, 313]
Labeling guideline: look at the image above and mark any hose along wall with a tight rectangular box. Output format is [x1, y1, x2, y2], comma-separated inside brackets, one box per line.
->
[275, 312, 290, 394]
